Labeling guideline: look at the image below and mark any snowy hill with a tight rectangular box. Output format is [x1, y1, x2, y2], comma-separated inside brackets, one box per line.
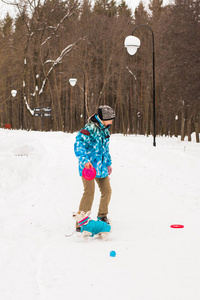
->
[0, 129, 200, 300]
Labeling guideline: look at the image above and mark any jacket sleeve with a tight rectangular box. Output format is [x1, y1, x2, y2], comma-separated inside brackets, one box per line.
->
[74, 130, 90, 168]
[105, 150, 112, 167]
[104, 136, 112, 167]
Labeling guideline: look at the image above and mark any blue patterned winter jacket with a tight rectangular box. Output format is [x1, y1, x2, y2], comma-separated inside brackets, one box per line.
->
[74, 114, 112, 178]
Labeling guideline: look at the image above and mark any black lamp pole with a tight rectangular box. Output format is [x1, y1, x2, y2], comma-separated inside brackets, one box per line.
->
[83, 72, 86, 124]
[131, 24, 156, 147]
[70, 69, 86, 124]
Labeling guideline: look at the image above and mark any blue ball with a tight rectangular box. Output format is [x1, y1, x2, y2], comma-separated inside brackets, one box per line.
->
[110, 250, 116, 257]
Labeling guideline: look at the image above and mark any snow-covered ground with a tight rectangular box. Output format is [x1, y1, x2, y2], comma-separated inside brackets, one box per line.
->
[0, 129, 200, 300]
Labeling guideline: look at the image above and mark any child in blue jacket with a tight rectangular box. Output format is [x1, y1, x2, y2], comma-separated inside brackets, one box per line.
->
[74, 105, 115, 231]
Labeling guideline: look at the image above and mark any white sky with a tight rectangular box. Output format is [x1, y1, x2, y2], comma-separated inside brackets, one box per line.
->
[0, 0, 140, 20]
[0, 0, 170, 20]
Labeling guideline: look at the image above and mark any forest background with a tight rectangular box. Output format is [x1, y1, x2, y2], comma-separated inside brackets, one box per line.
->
[0, 0, 199, 142]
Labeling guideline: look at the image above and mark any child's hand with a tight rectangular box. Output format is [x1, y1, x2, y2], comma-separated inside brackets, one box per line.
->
[107, 166, 112, 175]
[85, 162, 93, 169]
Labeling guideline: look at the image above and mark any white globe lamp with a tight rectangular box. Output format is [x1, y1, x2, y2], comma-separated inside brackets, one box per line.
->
[11, 90, 17, 97]
[124, 35, 141, 55]
[69, 78, 77, 87]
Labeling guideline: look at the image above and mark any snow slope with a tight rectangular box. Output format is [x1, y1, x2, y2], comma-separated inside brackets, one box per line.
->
[0, 129, 200, 300]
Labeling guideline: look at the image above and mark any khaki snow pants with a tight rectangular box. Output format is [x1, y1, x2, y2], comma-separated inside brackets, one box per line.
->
[78, 176, 112, 219]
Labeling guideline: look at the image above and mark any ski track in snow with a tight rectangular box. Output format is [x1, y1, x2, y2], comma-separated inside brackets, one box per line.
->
[0, 129, 200, 300]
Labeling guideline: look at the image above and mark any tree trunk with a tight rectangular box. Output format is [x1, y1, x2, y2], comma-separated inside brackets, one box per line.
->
[175, 118, 178, 137]
[194, 121, 199, 143]
[181, 108, 185, 141]
[187, 118, 191, 142]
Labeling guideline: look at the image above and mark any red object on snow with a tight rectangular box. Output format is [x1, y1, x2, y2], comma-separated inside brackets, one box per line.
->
[170, 224, 184, 228]
[82, 167, 96, 180]
[4, 124, 11, 129]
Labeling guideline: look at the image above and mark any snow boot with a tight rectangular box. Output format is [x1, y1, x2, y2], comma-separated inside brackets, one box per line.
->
[97, 216, 110, 224]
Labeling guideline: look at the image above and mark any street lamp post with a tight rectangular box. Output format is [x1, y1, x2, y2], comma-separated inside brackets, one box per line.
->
[69, 69, 86, 124]
[10, 90, 18, 129]
[124, 24, 156, 147]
